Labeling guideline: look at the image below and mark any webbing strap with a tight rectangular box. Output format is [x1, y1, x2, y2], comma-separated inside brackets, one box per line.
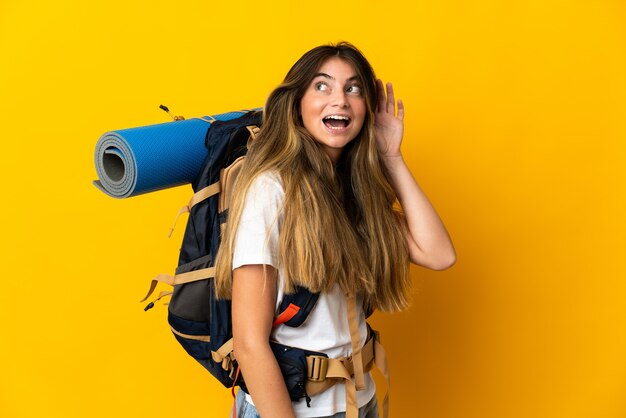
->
[246, 125, 260, 140]
[190, 182, 222, 209]
[155, 290, 173, 301]
[306, 370, 358, 417]
[305, 358, 357, 417]
[304, 332, 377, 418]
[306, 334, 377, 392]
[196, 116, 217, 123]
[345, 379, 358, 418]
[374, 337, 391, 418]
[168, 182, 221, 238]
[168, 206, 191, 238]
[139, 267, 216, 302]
[231, 366, 241, 418]
[170, 326, 210, 342]
[308, 334, 389, 418]
[212, 338, 234, 363]
[305, 339, 375, 395]
[174, 266, 216, 284]
[343, 293, 362, 415]
[347, 294, 366, 390]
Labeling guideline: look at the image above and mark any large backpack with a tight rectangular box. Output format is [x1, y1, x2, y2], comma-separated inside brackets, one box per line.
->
[141, 110, 389, 417]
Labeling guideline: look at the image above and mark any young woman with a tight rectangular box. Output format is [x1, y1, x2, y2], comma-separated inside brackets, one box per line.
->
[215, 42, 456, 418]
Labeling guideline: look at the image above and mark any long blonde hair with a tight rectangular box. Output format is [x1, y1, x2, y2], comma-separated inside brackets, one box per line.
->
[215, 42, 410, 312]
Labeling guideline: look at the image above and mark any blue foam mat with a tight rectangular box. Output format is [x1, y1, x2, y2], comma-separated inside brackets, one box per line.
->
[93, 111, 254, 198]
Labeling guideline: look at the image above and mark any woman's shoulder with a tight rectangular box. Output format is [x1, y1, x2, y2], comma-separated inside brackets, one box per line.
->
[247, 170, 284, 195]
[240, 171, 285, 210]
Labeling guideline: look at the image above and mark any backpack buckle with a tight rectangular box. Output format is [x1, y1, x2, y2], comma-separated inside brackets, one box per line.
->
[221, 355, 231, 371]
[306, 355, 329, 382]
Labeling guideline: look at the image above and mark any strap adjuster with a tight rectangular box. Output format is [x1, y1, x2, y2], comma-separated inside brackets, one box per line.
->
[307, 355, 329, 382]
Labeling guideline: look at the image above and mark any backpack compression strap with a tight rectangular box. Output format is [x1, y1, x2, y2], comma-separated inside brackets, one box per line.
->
[168, 181, 222, 238]
[169, 126, 257, 238]
[140, 267, 217, 303]
[141, 179, 224, 304]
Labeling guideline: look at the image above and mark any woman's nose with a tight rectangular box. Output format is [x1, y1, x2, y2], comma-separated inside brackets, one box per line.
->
[330, 90, 350, 108]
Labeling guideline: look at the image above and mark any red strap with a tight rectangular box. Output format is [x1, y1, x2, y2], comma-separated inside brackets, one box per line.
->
[231, 365, 241, 417]
[272, 303, 300, 327]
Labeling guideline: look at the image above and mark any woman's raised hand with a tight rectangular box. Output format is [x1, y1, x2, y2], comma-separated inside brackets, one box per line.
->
[374, 79, 404, 160]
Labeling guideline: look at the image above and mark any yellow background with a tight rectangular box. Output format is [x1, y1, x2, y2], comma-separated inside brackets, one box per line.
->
[1, 0, 625, 417]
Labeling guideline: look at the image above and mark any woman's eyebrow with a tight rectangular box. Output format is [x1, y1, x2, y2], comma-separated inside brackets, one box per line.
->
[313, 72, 359, 82]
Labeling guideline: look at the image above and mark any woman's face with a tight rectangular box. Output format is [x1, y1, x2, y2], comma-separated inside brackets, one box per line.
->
[300, 57, 366, 162]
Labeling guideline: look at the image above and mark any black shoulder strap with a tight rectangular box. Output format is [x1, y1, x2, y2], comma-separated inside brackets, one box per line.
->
[275, 286, 319, 327]
[276, 288, 375, 325]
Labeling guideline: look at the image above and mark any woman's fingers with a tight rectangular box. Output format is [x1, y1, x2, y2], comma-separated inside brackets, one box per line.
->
[385, 82, 395, 113]
[376, 79, 401, 118]
[376, 79, 386, 112]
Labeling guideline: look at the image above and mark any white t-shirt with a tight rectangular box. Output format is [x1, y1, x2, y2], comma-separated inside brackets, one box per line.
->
[232, 171, 376, 417]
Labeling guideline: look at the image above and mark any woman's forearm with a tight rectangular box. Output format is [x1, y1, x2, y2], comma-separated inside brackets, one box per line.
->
[232, 264, 295, 417]
[383, 155, 456, 270]
[234, 341, 295, 418]
[373, 81, 455, 270]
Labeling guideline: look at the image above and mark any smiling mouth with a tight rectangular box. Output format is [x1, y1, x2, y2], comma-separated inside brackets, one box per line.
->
[323, 115, 351, 130]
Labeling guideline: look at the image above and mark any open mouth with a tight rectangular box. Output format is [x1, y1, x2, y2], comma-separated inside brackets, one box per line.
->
[323, 115, 351, 130]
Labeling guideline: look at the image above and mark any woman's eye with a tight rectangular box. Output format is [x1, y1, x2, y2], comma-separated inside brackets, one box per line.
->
[346, 85, 362, 95]
[315, 82, 328, 91]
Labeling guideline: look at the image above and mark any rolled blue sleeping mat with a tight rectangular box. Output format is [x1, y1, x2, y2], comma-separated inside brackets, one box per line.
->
[94, 110, 256, 198]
